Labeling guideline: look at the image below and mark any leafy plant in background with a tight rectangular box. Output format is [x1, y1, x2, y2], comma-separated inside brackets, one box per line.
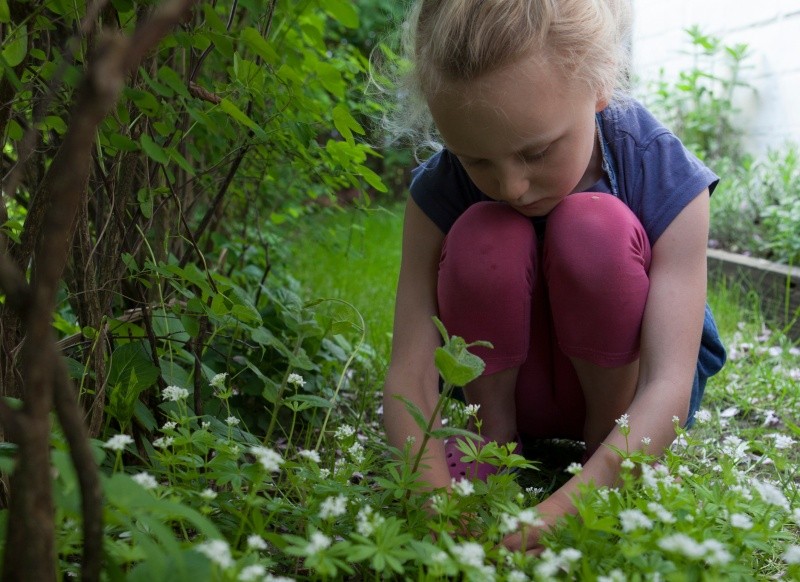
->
[642, 25, 752, 165]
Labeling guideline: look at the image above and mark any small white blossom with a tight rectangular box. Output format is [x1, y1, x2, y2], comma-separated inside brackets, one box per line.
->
[287, 373, 305, 387]
[152, 436, 174, 449]
[226, 416, 240, 427]
[769, 433, 796, 450]
[200, 488, 217, 500]
[640, 436, 652, 446]
[131, 472, 158, 490]
[201, 421, 211, 430]
[566, 462, 583, 475]
[619, 509, 653, 532]
[162, 421, 177, 431]
[247, 534, 268, 550]
[103, 434, 134, 451]
[506, 571, 528, 582]
[560, 548, 582, 562]
[347, 442, 365, 464]
[782, 545, 800, 565]
[196, 539, 233, 569]
[451, 541, 485, 568]
[597, 570, 627, 582]
[499, 513, 520, 534]
[730, 513, 753, 530]
[305, 531, 331, 555]
[264, 575, 295, 582]
[702, 539, 733, 565]
[615, 414, 629, 429]
[334, 425, 355, 440]
[465, 404, 480, 416]
[647, 502, 676, 524]
[298, 449, 321, 463]
[249, 446, 284, 473]
[209, 372, 228, 389]
[694, 409, 712, 424]
[658, 533, 706, 559]
[356, 505, 385, 537]
[319, 495, 348, 520]
[672, 415, 681, 424]
[451, 478, 474, 497]
[239, 564, 266, 581]
[621, 458, 635, 470]
[162, 385, 189, 402]
[751, 479, 790, 510]
[792, 508, 800, 527]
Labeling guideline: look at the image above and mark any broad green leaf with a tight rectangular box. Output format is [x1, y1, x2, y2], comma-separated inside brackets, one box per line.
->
[434, 345, 484, 387]
[332, 104, 364, 145]
[360, 165, 388, 192]
[0, 0, 9, 23]
[1, 24, 27, 67]
[218, 98, 268, 140]
[323, 0, 359, 28]
[107, 342, 159, 390]
[140, 134, 170, 165]
[241, 26, 278, 63]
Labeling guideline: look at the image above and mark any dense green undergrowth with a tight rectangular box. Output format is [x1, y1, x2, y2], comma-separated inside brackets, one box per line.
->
[3, 206, 795, 580]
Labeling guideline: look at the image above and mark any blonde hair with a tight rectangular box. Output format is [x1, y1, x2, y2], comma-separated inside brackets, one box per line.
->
[386, 0, 633, 148]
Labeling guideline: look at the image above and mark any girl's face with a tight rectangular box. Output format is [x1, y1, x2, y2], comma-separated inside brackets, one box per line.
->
[428, 56, 607, 217]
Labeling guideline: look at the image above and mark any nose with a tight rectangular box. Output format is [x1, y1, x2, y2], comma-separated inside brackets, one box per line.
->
[495, 167, 530, 203]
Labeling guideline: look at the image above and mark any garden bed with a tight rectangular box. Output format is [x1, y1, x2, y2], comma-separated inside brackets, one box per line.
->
[707, 248, 800, 339]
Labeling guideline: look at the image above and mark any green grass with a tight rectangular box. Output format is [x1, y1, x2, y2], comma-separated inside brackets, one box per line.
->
[285, 203, 404, 360]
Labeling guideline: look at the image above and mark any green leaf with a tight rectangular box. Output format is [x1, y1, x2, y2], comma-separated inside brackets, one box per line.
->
[322, 0, 359, 28]
[108, 342, 159, 390]
[360, 166, 387, 192]
[1, 24, 27, 67]
[219, 98, 268, 141]
[241, 27, 278, 63]
[393, 394, 429, 432]
[332, 104, 364, 145]
[140, 134, 170, 165]
[0, 0, 10, 23]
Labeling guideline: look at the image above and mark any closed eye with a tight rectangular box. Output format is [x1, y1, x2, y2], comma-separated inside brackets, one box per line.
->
[519, 145, 550, 163]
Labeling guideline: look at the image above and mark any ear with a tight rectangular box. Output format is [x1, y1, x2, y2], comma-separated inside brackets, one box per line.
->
[595, 96, 609, 113]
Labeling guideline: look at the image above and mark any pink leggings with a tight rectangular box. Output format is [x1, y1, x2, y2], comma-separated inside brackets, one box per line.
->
[438, 193, 652, 440]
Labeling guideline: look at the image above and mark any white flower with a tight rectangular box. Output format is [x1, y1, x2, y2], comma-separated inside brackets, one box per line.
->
[356, 505, 385, 537]
[305, 531, 331, 555]
[565, 462, 583, 475]
[769, 433, 796, 450]
[768, 346, 783, 357]
[615, 414, 629, 429]
[694, 409, 712, 424]
[560, 548, 582, 562]
[347, 442, 365, 464]
[721, 435, 749, 462]
[451, 478, 474, 497]
[249, 446, 284, 473]
[162, 385, 189, 402]
[201, 421, 211, 430]
[226, 416, 240, 426]
[517, 508, 545, 528]
[210, 372, 228, 389]
[298, 449, 321, 463]
[162, 421, 177, 431]
[200, 488, 217, 500]
[319, 495, 348, 520]
[196, 539, 233, 569]
[597, 569, 627, 582]
[782, 545, 800, 565]
[647, 502, 676, 524]
[132, 472, 158, 490]
[451, 541, 485, 568]
[239, 564, 266, 581]
[751, 479, 790, 510]
[640, 436, 652, 446]
[672, 415, 680, 424]
[264, 575, 296, 582]
[506, 571, 528, 582]
[334, 425, 355, 440]
[793, 508, 800, 527]
[619, 509, 653, 532]
[152, 436, 174, 449]
[701, 539, 733, 566]
[730, 513, 753, 530]
[658, 533, 706, 559]
[247, 534, 267, 550]
[287, 373, 305, 387]
[103, 434, 134, 451]
[465, 404, 480, 416]
[621, 458, 635, 470]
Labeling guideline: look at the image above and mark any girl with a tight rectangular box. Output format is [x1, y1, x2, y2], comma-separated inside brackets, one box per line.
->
[382, 0, 726, 550]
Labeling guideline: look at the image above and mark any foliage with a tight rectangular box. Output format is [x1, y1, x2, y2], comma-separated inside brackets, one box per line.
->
[641, 25, 752, 165]
[709, 146, 800, 266]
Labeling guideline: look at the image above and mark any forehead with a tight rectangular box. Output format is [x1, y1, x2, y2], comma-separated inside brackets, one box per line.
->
[428, 57, 595, 156]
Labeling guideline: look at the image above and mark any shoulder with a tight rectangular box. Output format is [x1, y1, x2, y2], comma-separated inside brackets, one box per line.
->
[599, 98, 671, 150]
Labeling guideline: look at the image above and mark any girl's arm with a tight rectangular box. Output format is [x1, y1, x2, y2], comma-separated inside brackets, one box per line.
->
[383, 197, 452, 490]
[506, 189, 712, 551]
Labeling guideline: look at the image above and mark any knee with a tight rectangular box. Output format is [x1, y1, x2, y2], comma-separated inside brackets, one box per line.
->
[440, 201, 537, 290]
[544, 192, 651, 280]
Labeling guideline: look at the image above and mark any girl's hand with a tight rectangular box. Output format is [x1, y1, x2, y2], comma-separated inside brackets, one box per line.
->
[500, 490, 575, 553]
